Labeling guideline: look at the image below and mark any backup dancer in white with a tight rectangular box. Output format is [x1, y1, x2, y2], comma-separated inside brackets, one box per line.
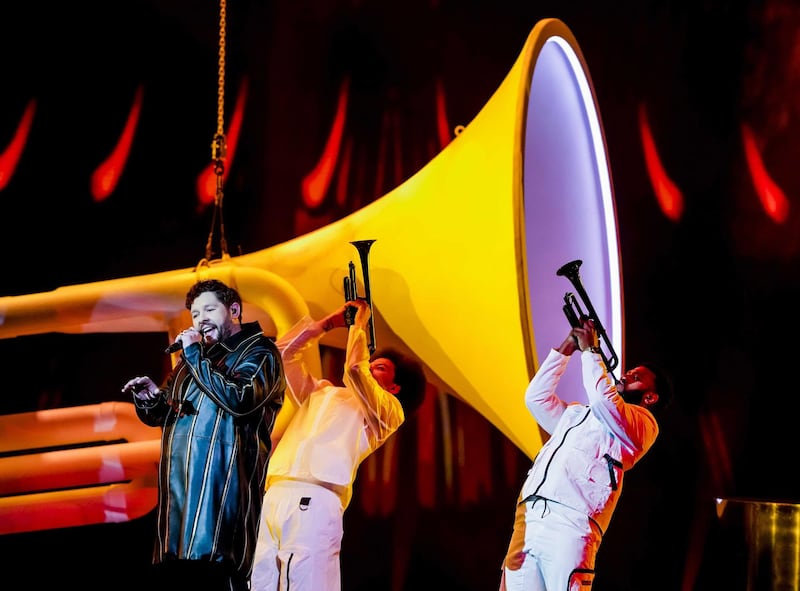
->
[252, 299, 426, 591]
[500, 318, 672, 591]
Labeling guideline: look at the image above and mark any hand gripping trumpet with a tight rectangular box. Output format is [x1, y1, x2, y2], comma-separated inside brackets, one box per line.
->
[556, 259, 619, 377]
[343, 239, 377, 354]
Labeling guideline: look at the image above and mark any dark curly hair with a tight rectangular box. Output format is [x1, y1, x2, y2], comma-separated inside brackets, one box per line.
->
[185, 279, 243, 321]
[372, 347, 427, 416]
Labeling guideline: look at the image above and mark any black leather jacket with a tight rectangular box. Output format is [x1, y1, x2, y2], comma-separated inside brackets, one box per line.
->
[134, 321, 285, 582]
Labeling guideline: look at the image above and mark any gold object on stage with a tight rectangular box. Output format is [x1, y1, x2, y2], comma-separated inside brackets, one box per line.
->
[716, 497, 800, 590]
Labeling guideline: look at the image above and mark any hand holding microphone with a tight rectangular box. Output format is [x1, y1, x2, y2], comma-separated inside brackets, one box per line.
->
[165, 327, 208, 354]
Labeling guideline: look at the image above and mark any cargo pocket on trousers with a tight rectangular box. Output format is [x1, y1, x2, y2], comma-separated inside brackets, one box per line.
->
[568, 567, 595, 589]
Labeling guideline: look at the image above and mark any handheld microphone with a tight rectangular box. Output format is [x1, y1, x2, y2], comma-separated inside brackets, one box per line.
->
[164, 341, 184, 354]
[165, 328, 208, 354]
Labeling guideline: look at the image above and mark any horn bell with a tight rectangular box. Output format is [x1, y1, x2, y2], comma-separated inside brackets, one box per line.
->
[237, 17, 624, 459]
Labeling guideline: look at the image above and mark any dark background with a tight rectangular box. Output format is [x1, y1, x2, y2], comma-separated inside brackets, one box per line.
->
[2, 1, 799, 590]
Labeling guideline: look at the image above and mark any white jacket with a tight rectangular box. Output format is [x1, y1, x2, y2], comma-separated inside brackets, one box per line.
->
[519, 348, 658, 534]
[265, 316, 404, 509]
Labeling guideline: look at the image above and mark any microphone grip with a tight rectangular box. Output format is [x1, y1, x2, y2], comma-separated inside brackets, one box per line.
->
[165, 341, 183, 354]
[167, 327, 209, 354]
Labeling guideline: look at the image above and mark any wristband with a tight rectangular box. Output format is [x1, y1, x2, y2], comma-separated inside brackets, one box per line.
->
[585, 346, 600, 354]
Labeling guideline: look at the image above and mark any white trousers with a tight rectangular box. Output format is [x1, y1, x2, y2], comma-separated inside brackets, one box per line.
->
[252, 480, 344, 591]
[505, 497, 601, 591]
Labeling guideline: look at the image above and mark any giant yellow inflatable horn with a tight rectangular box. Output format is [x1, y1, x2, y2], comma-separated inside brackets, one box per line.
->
[237, 17, 625, 458]
[0, 17, 622, 478]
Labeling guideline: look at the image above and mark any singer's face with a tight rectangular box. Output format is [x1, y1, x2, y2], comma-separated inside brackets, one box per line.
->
[190, 291, 238, 344]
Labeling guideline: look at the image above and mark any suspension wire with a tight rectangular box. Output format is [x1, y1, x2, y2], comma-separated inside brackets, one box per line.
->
[203, 0, 229, 263]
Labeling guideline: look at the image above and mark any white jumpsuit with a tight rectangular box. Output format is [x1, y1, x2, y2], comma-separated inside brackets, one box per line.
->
[501, 348, 659, 590]
[251, 316, 404, 591]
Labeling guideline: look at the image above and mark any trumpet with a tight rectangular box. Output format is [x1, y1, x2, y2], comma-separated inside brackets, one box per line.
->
[556, 259, 619, 376]
[343, 239, 377, 354]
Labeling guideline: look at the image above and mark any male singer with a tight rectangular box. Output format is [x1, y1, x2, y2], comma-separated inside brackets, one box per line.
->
[122, 279, 285, 591]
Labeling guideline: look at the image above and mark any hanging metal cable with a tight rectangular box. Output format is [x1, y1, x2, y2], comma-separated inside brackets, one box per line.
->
[202, 0, 229, 264]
